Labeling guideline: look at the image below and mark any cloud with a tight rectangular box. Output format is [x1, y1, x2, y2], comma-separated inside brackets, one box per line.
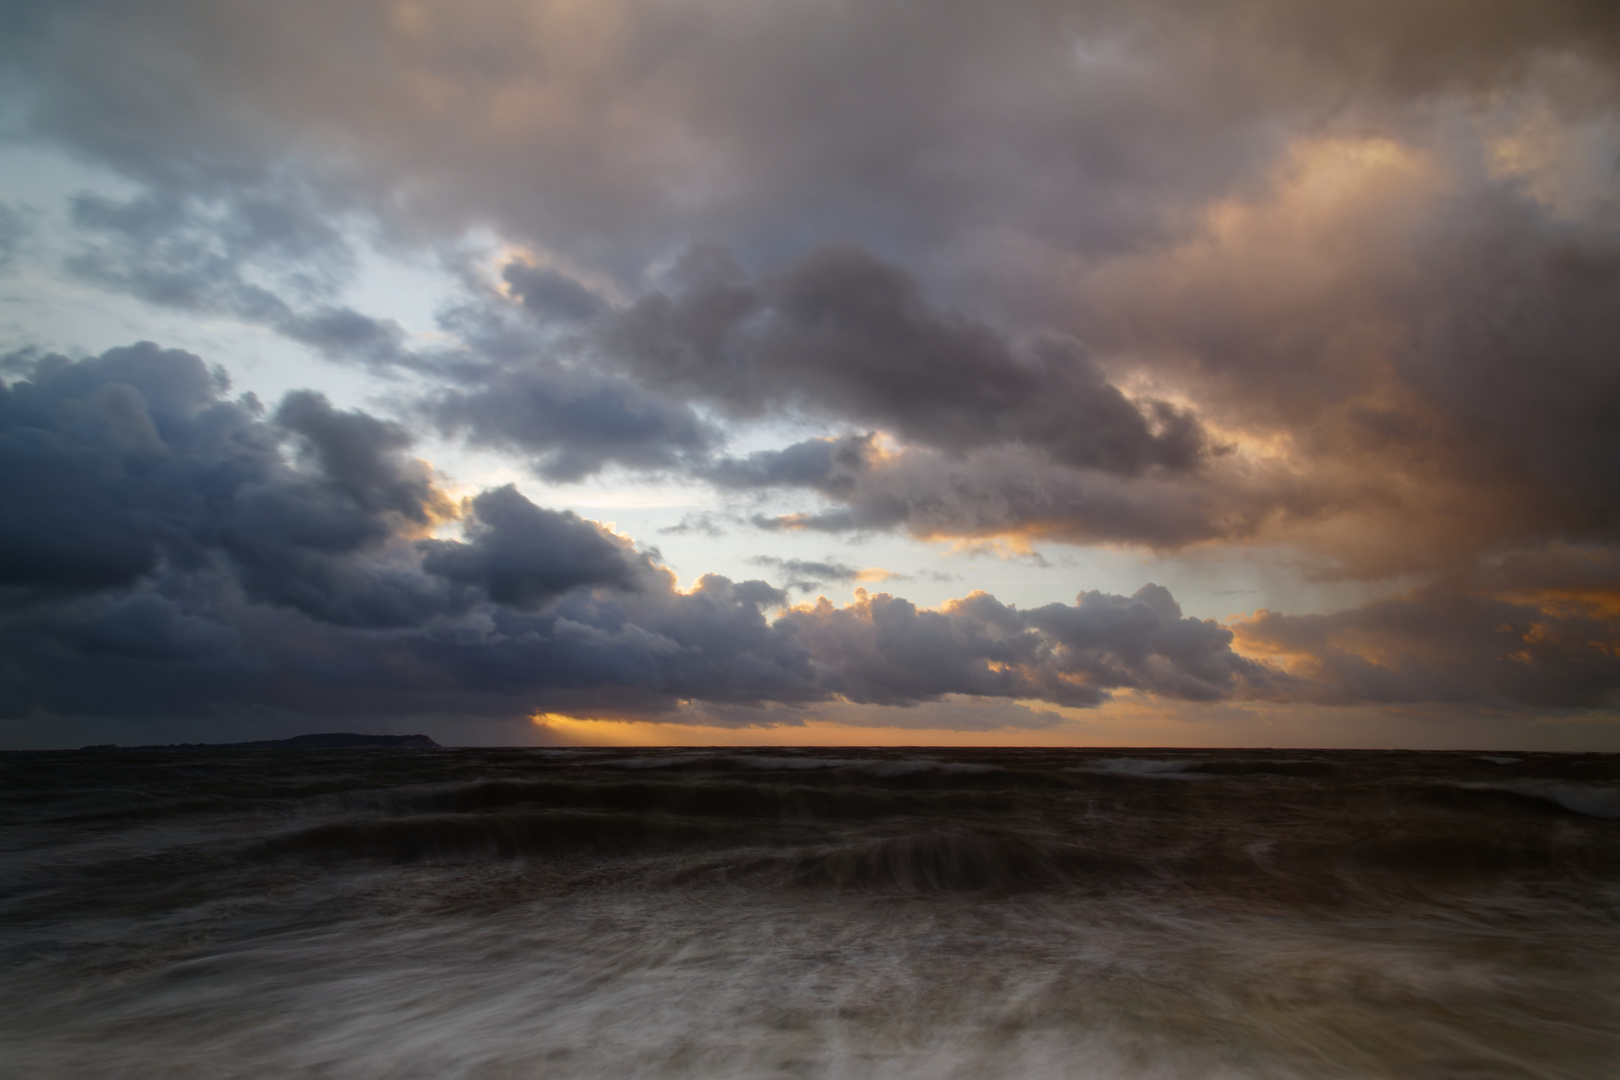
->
[679, 145, 1620, 576]
[658, 511, 735, 538]
[1235, 582, 1620, 710]
[4, 340, 1620, 742]
[64, 187, 434, 372]
[653, 696, 1074, 735]
[0, 342, 1287, 735]
[748, 555, 886, 594]
[0, 199, 36, 273]
[14, 0, 1617, 577]
[420, 486, 646, 609]
[739, 440, 1269, 549]
[0, 342, 235, 594]
[781, 583, 1280, 708]
[3, 0, 1620, 740]
[13, 0, 1614, 270]
[501, 261, 604, 323]
[1074, 138, 1620, 574]
[0, 342, 463, 626]
[608, 244, 1208, 474]
[708, 433, 877, 500]
[61, 185, 725, 482]
[421, 366, 717, 482]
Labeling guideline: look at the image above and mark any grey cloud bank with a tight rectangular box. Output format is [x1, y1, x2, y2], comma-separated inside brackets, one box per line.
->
[3, 345, 1615, 748]
[0, 346, 1253, 736]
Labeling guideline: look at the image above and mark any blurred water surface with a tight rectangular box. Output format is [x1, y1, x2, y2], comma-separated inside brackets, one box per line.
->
[2, 745, 1616, 1078]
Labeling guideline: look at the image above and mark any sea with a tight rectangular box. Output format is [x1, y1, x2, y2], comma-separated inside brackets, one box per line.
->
[2, 745, 1616, 1079]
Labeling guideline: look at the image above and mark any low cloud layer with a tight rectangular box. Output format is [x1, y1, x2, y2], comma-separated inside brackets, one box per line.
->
[3, 346, 1616, 743]
[0, 347, 1264, 730]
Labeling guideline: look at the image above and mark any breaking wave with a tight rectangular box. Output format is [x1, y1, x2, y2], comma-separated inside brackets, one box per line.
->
[1465, 779, 1620, 819]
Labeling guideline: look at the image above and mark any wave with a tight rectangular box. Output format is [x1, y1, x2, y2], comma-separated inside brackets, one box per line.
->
[402, 777, 899, 821]
[9, 746, 1616, 902]
[1463, 780, 1620, 819]
[255, 810, 734, 863]
[1073, 756, 1339, 780]
[6, 744, 1618, 1080]
[692, 832, 1146, 893]
[1074, 757, 1203, 778]
[1194, 758, 1340, 777]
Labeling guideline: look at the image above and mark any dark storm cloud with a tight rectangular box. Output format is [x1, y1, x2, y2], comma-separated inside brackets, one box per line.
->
[0, 343, 677, 719]
[76, 591, 241, 662]
[7, 0, 1613, 294]
[1076, 155, 1620, 573]
[501, 262, 604, 324]
[706, 434, 876, 499]
[420, 486, 645, 609]
[218, 390, 468, 629]
[1399, 194, 1620, 535]
[0, 342, 235, 593]
[422, 367, 717, 482]
[274, 390, 439, 522]
[1479, 542, 1620, 597]
[0, 342, 468, 626]
[1187, 0, 1620, 98]
[740, 441, 1267, 549]
[782, 584, 1278, 708]
[1235, 584, 1620, 710]
[609, 245, 1207, 475]
[60, 189, 1611, 574]
[0, 342, 1290, 735]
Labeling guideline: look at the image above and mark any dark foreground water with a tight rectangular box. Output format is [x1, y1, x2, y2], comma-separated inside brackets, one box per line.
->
[2, 746, 1617, 1079]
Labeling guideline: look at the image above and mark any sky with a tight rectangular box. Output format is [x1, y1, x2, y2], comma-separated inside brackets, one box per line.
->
[1, 0, 1618, 749]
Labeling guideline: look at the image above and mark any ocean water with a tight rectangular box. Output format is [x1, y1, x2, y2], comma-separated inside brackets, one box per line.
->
[1, 746, 1616, 1079]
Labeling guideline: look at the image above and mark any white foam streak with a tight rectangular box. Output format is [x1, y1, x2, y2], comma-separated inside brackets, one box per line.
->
[1075, 758, 1203, 778]
[6, 883, 1615, 1079]
[1490, 780, 1620, 818]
